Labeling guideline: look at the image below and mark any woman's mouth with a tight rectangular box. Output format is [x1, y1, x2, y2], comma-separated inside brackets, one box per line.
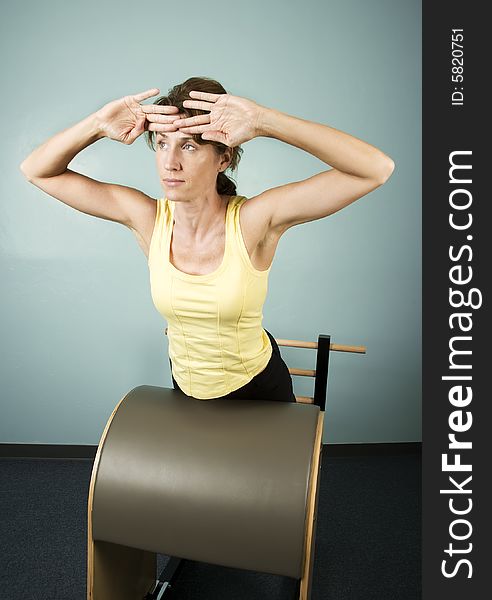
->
[163, 179, 185, 186]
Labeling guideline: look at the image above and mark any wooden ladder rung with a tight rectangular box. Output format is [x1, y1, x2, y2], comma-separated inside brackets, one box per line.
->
[277, 339, 318, 349]
[289, 368, 316, 377]
[277, 338, 366, 354]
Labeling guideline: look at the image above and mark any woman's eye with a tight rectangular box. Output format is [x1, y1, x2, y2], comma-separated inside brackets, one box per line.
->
[157, 141, 195, 151]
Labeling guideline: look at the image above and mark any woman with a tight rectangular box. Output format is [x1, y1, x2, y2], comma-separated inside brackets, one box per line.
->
[20, 76, 394, 402]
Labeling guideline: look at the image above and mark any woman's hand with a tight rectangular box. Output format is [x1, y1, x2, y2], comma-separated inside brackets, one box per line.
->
[169, 91, 265, 147]
[96, 88, 185, 145]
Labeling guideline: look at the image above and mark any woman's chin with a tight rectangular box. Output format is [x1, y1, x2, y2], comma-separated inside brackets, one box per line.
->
[162, 186, 181, 195]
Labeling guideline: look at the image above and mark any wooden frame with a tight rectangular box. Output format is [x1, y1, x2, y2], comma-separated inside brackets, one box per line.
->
[299, 409, 325, 599]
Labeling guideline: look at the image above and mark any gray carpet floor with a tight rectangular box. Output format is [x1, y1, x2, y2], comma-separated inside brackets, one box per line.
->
[0, 448, 421, 599]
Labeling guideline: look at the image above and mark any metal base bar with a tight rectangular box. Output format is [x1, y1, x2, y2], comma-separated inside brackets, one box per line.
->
[143, 557, 184, 599]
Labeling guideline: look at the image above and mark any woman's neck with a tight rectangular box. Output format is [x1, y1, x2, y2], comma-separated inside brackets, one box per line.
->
[172, 194, 230, 243]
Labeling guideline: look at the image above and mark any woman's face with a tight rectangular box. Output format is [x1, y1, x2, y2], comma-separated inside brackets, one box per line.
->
[156, 131, 230, 199]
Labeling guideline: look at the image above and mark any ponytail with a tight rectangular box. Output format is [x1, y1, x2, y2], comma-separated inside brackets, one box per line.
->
[217, 172, 237, 195]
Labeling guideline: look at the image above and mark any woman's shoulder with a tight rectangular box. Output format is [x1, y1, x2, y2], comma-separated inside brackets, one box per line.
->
[235, 193, 269, 224]
[234, 192, 279, 253]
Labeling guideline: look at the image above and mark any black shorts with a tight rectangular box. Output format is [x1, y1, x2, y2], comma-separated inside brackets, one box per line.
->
[169, 329, 296, 402]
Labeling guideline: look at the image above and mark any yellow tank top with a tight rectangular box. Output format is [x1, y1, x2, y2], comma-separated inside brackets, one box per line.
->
[147, 195, 273, 399]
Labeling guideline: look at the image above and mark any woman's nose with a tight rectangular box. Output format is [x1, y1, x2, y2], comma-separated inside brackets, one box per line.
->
[164, 147, 182, 170]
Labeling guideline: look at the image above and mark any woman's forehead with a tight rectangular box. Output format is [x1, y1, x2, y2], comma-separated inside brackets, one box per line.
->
[157, 132, 194, 141]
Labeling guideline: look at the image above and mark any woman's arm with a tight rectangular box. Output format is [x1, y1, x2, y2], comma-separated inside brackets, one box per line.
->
[258, 107, 394, 182]
[20, 113, 104, 179]
[168, 90, 395, 235]
[19, 89, 181, 229]
[250, 106, 395, 234]
[19, 113, 147, 228]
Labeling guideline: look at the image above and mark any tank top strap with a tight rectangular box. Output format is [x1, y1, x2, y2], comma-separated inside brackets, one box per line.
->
[228, 195, 272, 276]
[227, 195, 246, 232]
[147, 198, 168, 266]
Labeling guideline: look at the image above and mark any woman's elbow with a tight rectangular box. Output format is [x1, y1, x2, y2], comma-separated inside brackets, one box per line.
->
[375, 156, 395, 185]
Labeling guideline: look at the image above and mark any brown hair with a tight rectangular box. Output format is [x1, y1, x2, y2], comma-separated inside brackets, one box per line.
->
[145, 76, 243, 196]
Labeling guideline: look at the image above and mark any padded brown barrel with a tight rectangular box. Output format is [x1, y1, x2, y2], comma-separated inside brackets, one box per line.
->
[91, 385, 320, 579]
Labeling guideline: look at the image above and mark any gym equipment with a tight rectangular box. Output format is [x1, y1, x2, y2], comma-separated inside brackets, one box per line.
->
[87, 334, 365, 599]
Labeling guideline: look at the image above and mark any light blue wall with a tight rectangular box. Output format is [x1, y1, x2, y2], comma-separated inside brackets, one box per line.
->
[1, 0, 421, 445]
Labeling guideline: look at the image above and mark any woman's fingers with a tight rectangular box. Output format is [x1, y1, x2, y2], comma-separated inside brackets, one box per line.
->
[147, 122, 186, 132]
[188, 90, 222, 101]
[141, 104, 180, 114]
[145, 111, 187, 123]
[132, 88, 160, 101]
[172, 113, 210, 128]
[175, 124, 210, 134]
[182, 99, 214, 111]
[145, 111, 188, 132]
